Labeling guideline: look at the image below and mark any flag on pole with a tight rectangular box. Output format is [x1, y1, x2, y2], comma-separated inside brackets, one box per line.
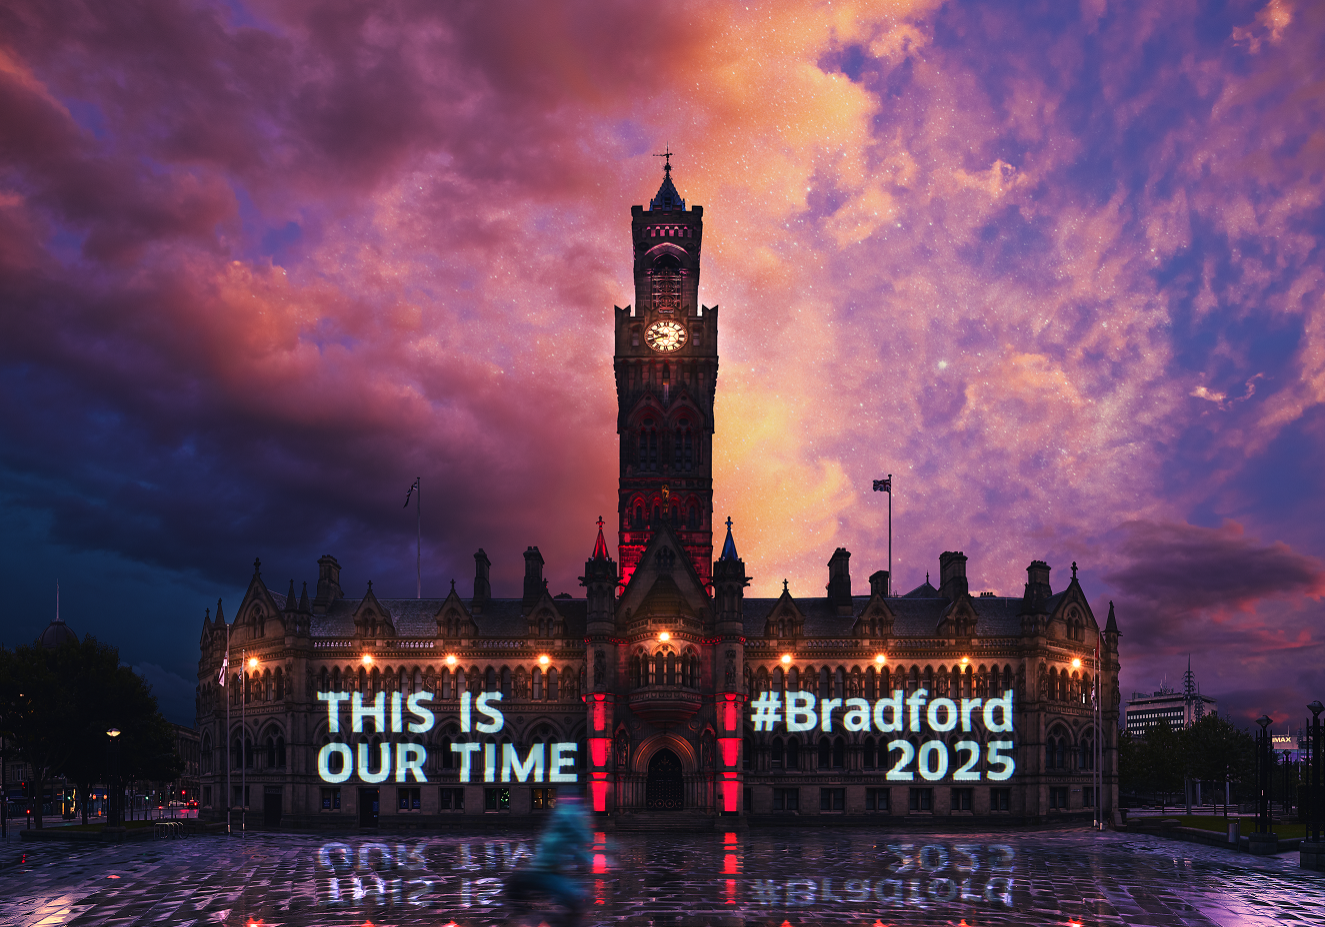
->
[404, 478, 419, 508]
[873, 478, 891, 493]
[218, 654, 229, 686]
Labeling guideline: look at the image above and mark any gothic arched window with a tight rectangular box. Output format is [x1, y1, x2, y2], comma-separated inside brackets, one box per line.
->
[639, 420, 658, 471]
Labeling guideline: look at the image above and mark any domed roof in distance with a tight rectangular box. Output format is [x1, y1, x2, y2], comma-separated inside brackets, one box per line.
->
[38, 615, 78, 648]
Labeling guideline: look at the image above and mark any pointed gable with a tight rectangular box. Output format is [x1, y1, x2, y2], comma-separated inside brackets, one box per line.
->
[1047, 563, 1097, 642]
[434, 585, 477, 640]
[852, 593, 895, 639]
[937, 594, 977, 638]
[527, 588, 569, 639]
[238, 558, 284, 641]
[617, 521, 711, 631]
[763, 581, 805, 640]
[352, 580, 394, 639]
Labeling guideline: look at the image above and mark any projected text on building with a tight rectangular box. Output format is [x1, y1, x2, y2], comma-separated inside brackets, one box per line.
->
[313, 691, 578, 785]
[750, 688, 1017, 781]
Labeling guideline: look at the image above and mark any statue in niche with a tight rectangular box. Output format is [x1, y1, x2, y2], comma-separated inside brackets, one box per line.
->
[701, 730, 715, 769]
[594, 650, 606, 687]
[515, 667, 529, 699]
[1036, 664, 1047, 701]
[614, 730, 630, 770]
[724, 650, 736, 688]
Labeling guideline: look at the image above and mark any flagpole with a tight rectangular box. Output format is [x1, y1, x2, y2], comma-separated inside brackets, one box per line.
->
[872, 476, 893, 596]
[225, 618, 231, 837]
[416, 476, 421, 599]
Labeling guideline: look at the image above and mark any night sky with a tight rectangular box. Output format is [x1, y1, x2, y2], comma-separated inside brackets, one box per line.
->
[2, 1, 1322, 729]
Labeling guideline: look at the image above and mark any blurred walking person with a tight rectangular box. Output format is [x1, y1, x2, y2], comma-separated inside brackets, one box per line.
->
[505, 795, 592, 927]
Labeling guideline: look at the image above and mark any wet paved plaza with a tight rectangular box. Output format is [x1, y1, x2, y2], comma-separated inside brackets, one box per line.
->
[1, 826, 1321, 927]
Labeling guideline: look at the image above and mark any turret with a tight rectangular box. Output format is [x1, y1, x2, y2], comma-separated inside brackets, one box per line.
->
[1104, 600, 1120, 653]
[581, 518, 618, 636]
[712, 517, 749, 632]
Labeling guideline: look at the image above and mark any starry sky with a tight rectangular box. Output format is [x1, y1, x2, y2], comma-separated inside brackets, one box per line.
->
[2, 0, 1322, 729]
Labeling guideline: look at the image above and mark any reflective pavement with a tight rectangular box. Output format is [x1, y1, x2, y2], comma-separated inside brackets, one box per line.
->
[1, 826, 1321, 926]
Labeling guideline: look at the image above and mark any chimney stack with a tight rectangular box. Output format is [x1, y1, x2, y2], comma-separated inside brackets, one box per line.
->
[472, 549, 492, 611]
[1021, 560, 1052, 614]
[314, 555, 342, 613]
[938, 551, 968, 600]
[522, 546, 545, 609]
[827, 548, 852, 613]
[869, 570, 890, 598]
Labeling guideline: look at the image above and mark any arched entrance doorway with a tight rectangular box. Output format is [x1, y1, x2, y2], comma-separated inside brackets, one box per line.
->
[645, 748, 684, 810]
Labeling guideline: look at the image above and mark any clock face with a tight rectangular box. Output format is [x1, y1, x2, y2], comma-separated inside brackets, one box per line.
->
[645, 320, 687, 353]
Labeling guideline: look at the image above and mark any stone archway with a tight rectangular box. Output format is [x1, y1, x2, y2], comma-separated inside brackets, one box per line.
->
[645, 748, 684, 810]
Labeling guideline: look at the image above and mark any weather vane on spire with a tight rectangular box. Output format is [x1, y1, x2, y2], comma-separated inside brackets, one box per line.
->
[654, 144, 673, 176]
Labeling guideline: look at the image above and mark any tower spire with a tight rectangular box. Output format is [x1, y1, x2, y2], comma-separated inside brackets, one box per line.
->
[650, 146, 685, 210]
[592, 516, 610, 561]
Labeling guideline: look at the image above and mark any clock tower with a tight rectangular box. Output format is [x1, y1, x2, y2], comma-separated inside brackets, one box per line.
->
[615, 157, 717, 590]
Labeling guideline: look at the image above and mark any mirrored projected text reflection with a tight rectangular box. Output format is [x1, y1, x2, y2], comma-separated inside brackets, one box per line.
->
[313, 838, 1017, 918]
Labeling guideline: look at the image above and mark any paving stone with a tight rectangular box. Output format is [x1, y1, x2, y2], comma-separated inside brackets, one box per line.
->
[1, 828, 1321, 926]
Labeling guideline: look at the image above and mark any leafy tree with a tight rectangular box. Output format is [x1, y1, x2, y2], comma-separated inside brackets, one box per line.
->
[1185, 713, 1255, 816]
[1136, 719, 1186, 810]
[0, 644, 77, 828]
[0, 635, 182, 827]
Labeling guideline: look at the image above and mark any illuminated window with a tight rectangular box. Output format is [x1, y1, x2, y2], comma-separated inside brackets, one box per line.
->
[533, 788, 557, 810]
[398, 788, 421, 812]
[321, 788, 340, 811]
[484, 788, 510, 812]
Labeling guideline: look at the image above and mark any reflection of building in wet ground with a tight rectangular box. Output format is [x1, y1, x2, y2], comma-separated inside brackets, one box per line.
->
[3, 830, 1324, 927]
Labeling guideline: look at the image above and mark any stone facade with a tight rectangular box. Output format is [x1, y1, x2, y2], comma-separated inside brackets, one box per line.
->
[195, 167, 1121, 829]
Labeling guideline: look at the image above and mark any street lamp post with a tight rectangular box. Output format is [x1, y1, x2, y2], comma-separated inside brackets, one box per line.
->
[1248, 714, 1279, 855]
[1303, 700, 1324, 871]
[1255, 715, 1272, 834]
[243, 652, 258, 838]
[106, 729, 121, 828]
